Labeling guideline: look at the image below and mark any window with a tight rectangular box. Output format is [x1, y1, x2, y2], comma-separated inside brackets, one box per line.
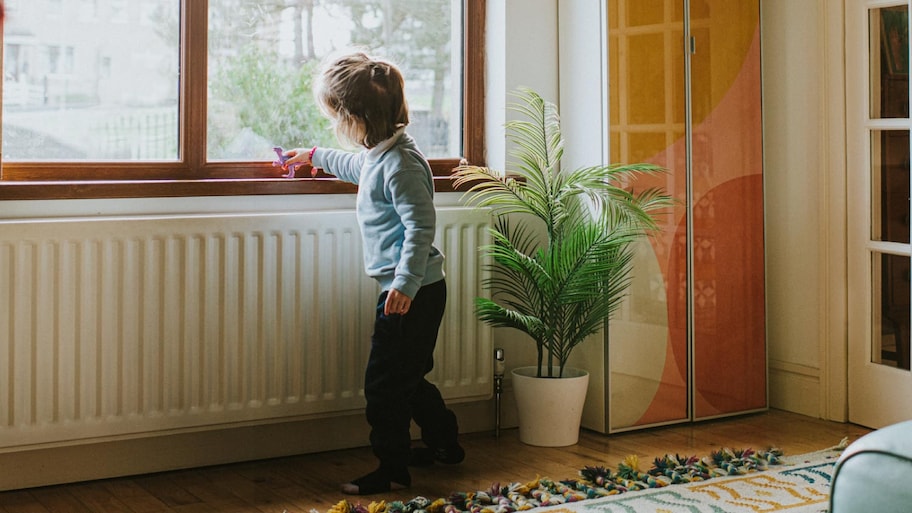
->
[0, 0, 485, 199]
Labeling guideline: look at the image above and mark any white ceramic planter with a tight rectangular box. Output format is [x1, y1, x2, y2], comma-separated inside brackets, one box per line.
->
[511, 366, 590, 447]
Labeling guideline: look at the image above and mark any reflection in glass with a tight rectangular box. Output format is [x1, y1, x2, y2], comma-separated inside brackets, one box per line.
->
[207, 0, 462, 162]
[2, 1, 181, 161]
[874, 253, 911, 370]
[870, 5, 909, 119]
[870, 130, 910, 244]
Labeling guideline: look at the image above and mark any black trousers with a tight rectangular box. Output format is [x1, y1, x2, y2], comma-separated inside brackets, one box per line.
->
[364, 279, 458, 470]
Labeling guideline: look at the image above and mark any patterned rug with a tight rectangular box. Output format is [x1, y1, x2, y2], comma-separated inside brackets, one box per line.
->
[534, 445, 844, 513]
[324, 440, 846, 513]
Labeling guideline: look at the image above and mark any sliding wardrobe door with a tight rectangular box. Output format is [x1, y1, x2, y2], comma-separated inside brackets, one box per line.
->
[606, 0, 766, 431]
[606, 0, 690, 431]
[688, 1, 766, 419]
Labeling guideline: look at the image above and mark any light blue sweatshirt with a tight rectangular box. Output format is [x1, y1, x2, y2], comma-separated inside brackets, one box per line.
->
[311, 128, 445, 299]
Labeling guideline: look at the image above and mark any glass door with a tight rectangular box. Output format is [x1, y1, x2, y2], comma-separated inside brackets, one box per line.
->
[847, 0, 912, 428]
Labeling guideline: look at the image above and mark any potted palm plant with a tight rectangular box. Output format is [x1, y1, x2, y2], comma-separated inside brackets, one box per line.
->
[454, 88, 671, 446]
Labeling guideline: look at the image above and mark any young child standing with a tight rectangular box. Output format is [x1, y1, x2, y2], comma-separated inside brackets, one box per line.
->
[279, 52, 463, 496]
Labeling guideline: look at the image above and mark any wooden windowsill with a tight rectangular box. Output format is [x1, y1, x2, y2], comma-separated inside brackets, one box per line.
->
[0, 175, 469, 200]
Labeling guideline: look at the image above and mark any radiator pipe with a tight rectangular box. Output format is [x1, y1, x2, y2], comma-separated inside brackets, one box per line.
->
[493, 348, 505, 438]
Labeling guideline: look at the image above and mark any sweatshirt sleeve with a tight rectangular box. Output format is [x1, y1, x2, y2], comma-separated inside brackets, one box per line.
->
[387, 163, 436, 299]
[311, 147, 365, 184]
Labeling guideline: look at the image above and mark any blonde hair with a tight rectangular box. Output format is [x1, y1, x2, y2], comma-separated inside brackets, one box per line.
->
[314, 52, 409, 148]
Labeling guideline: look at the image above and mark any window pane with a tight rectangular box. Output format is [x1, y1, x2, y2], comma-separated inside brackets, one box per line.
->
[2, 0, 180, 161]
[207, 0, 463, 162]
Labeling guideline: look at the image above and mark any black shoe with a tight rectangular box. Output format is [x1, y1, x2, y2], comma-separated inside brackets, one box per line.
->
[340, 467, 410, 495]
[409, 444, 465, 466]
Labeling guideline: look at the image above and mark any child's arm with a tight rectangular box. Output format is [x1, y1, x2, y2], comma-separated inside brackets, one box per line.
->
[281, 147, 365, 184]
[387, 167, 436, 301]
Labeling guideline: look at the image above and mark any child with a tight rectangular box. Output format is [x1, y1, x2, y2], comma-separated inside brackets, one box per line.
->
[279, 52, 464, 496]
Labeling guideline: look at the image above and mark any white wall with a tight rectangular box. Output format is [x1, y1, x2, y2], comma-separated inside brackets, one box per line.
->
[485, 0, 560, 173]
[762, 0, 825, 417]
[763, 1, 823, 369]
[556, 1, 611, 433]
[480, 0, 562, 428]
[761, 0, 847, 420]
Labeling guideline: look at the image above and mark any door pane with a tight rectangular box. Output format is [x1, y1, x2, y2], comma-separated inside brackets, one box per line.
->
[874, 252, 911, 370]
[870, 6, 909, 120]
[871, 130, 910, 243]
[2, 0, 181, 161]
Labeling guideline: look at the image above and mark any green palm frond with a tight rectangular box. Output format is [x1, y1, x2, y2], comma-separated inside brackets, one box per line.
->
[459, 88, 672, 377]
[474, 297, 545, 337]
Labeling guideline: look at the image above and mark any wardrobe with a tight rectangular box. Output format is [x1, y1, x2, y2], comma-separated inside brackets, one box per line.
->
[561, 0, 766, 432]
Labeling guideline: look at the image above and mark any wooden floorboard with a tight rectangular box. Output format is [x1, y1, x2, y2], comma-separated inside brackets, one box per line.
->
[1, 409, 872, 513]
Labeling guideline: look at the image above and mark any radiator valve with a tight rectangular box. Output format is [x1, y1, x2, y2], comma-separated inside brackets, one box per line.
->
[494, 348, 505, 438]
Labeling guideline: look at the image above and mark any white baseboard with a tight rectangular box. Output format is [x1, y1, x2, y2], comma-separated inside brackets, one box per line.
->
[0, 399, 500, 492]
[768, 359, 821, 418]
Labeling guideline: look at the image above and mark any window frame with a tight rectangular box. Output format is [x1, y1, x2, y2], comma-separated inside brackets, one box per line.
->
[0, 0, 485, 200]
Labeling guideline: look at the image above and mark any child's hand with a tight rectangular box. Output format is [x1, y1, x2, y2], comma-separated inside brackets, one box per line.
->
[272, 147, 301, 178]
[273, 147, 317, 178]
[384, 288, 412, 316]
[284, 147, 318, 177]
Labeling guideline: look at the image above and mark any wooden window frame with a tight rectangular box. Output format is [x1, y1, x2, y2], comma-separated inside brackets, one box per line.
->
[0, 0, 485, 200]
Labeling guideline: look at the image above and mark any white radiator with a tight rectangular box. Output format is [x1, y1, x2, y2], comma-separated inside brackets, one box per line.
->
[0, 207, 492, 451]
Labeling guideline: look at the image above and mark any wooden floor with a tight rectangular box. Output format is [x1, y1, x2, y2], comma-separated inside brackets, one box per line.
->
[0, 409, 872, 513]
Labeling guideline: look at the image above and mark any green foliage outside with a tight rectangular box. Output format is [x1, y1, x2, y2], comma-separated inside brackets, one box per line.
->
[209, 45, 335, 157]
